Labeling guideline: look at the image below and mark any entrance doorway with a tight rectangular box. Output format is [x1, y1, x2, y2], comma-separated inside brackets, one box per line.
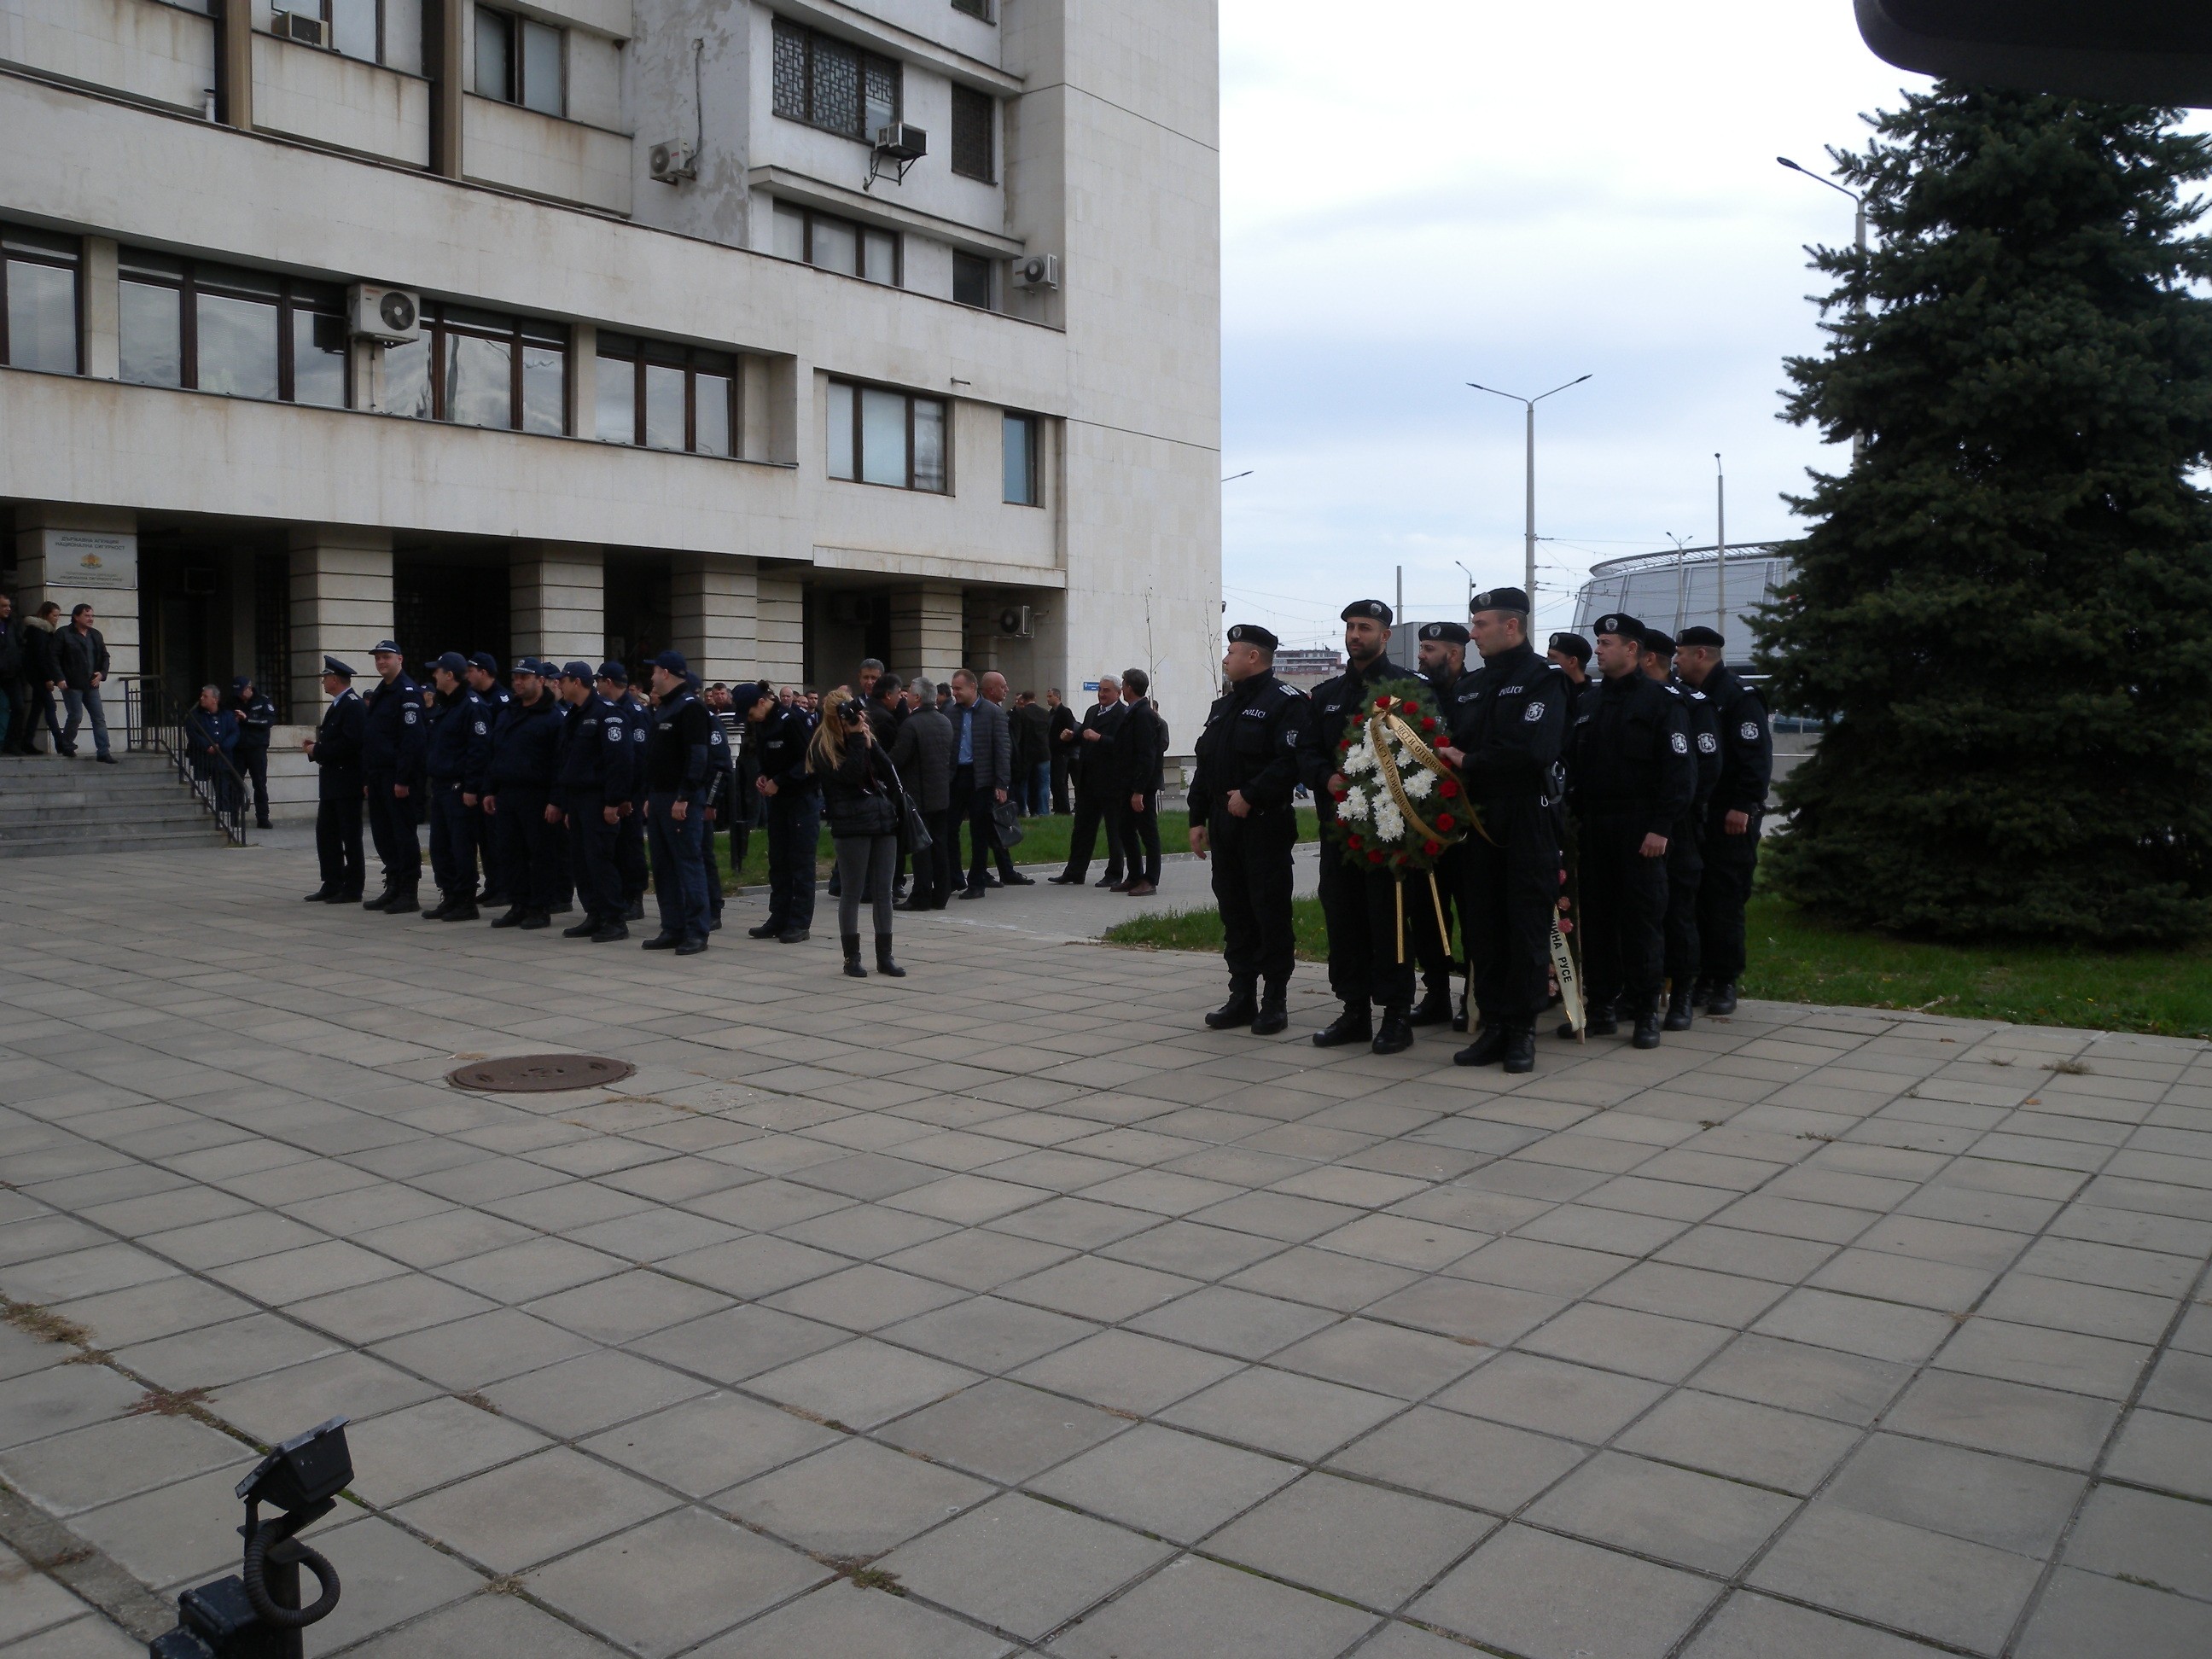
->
[394, 553, 510, 679]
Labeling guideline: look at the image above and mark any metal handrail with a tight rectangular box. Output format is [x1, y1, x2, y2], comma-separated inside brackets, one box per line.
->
[127, 677, 250, 846]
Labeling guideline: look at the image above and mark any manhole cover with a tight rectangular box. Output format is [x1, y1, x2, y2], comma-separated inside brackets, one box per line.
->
[446, 1054, 636, 1093]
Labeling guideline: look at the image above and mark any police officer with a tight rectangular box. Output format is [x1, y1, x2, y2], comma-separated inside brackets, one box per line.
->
[230, 677, 276, 830]
[1676, 625, 1772, 1017]
[1431, 589, 1571, 1074]
[1638, 630, 1720, 1031]
[464, 653, 511, 904]
[301, 657, 365, 902]
[1304, 599, 1417, 1053]
[551, 661, 633, 942]
[641, 650, 715, 954]
[696, 673, 736, 932]
[749, 678, 820, 942]
[1564, 613, 1695, 1049]
[1410, 620, 1473, 1029]
[482, 658, 564, 930]
[619, 678, 653, 919]
[1189, 625, 1312, 1035]
[359, 640, 427, 912]
[1547, 632, 1595, 717]
[421, 653, 493, 922]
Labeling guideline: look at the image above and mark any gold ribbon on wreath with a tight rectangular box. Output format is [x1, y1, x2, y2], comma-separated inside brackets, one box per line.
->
[1363, 703, 1491, 967]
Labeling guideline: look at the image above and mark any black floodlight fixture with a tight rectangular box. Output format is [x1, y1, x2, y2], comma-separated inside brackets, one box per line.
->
[1854, 1, 2212, 107]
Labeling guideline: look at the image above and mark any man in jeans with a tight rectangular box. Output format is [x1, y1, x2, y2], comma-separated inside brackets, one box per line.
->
[53, 604, 116, 763]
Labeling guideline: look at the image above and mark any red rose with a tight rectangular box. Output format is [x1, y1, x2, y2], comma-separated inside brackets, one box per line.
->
[1368, 850, 1385, 864]
[1331, 788, 1348, 802]
[1347, 833, 1362, 848]
[1373, 696, 1391, 709]
[1423, 840, 1442, 856]
[1421, 716, 1436, 731]
[1436, 813, 1454, 830]
[1441, 780, 1461, 799]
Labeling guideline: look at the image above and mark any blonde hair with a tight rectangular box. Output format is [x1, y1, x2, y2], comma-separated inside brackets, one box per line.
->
[807, 686, 854, 772]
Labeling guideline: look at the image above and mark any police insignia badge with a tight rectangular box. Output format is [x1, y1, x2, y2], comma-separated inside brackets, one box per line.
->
[1523, 701, 1545, 722]
[1670, 732, 1688, 754]
[1739, 722, 1758, 740]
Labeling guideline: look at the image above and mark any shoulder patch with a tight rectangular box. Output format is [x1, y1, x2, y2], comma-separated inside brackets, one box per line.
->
[1523, 700, 1545, 722]
[1739, 721, 1759, 741]
[472, 720, 486, 736]
[1670, 731, 1689, 754]
[1697, 732, 1717, 754]
[402, 707, 418, 725]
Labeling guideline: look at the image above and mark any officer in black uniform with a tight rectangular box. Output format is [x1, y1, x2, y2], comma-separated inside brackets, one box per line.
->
[1432, 588, 1570, 1073]
[359, 640, 426, 912]
[642, 650, 716, 955]
[1638, 630, 1720, 1031]
[1408, 620, 1473, 1029]
[464, 653, 510, 904]
[1188, 624, 1312, 1036]
[619, 680, 653, 919]
[1548, 632, 1595, 719]
[302, 656, 365, 901]
[1303, 599, 1417, 1054]
[1564, 613, 1695, 1049]
[694, 672, 736, 932]
[1676, 625, 1772, 1016]
[421, 652, 494, 921]
[229, 677, 276, 830]
[749, 684, 820, 941]
[550, 661, 632, 942]
[482, 658, 565, 930]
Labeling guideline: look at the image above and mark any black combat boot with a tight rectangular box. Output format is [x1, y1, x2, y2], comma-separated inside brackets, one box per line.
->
[748, 921, 782, 940]
[1662, 987, 1695, 1032]
[1691, 978, 1715, 1010]
[1632, 999, 1663, 1050]
[386, 887, 417, 917]
[563, 916, 601, 939]
[841, 934, 867, 978]
[1705, 982, 1739, 1016]
[1205, 983, 1259, 1030]
[875, 935, 906, 978]
[516, 909, 551, 931]
[1251, 985, 1289, 1036]
[302, 887, 335, 903]
[362, 886, 395, 911]
[491, 905, 529, 928]
[675, 934, 707, 956]
[641, 932, 681, 950]
[420, 892, 453, 919]
[1312, 1004, 1372, 1048]
[1371, 1007, 1415, 1056]
[1454, 1022, 1511, 1067]
[1563, 1000, 1618, 1040]
[625, 897, 645, 921]
[1502, 1023, 1537, 1074]
[1452, 993, 1470, 1033]
[442, 896, 479, 922]
[591, 919, 628, 943]
[1407, 983, 1453, 1027]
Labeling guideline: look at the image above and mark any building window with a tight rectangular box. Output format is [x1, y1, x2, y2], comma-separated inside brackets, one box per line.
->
[118, 250, 348, 406]
[595, 333, 739, 456]
[1003, 412, 1039, 505]
[827, 379, 946, 492]
[474, 5, 562, 117]
[772, 203, 899, 286]
[951, 85, 994, 182]
[952, 251, 993, 310]
[771, 19, 899, 143]
[1, 225, 80, 375]
[951, 0, 992, 19]
[381, 302, 567, 433]
[272, 0, 379, 62]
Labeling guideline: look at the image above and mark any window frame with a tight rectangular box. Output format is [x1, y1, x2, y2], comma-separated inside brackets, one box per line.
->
[1002, 411, 1041, 507]
[116, 250, 347, 406]
[276, 0, 383, 64]
[411, 302, 568, 434]
[474, 4, 564, 116]
[0, 224, 84, 376]
[951, 0, 992, 20]
[593, 332, 742, 457]
[826, 376, 950, 494]
[774, 202, 902, 288]
[952, 249, 994, 310]
[950, 84, 995, 183]
[771, 18, 902, 144]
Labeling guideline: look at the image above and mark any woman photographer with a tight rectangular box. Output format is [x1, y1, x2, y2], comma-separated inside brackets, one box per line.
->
[806, 687, 906, 979]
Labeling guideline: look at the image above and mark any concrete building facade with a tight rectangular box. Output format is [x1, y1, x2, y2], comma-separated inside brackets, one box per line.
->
[0, 0, 1221, 739]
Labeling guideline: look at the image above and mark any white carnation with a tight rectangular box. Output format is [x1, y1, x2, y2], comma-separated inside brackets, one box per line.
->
[1373, 799, 1406, 843]
[1341, 787, 1371, 822]
[1344, 742, 1378, 777]
[1402, 769, 1436, 801]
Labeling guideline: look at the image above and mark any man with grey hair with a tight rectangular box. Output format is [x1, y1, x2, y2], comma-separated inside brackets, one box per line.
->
[1048, 673, 1128, 886]
[892, 676, 954, 908]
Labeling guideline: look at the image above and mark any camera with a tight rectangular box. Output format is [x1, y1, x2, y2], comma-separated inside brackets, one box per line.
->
[840, 699, 866, 727]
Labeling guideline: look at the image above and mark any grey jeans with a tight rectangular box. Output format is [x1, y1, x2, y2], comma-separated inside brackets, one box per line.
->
[835, 834, 898, 938]
[62, 686, 110, 758]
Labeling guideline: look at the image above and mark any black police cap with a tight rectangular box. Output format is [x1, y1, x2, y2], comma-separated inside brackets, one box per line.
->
[1548, 632, 1592, 664]
[1225, 624, 1278, 651]
[1594, 613, 1646, 642]
[1341, 600, 1393, 626]
[1418, 621, 1470, 645]
[1640, 628, 1677, 657]
[323, 655, 355, 680]
[1470, 587, 1531, 614]
[1678, 625, 1726, 649]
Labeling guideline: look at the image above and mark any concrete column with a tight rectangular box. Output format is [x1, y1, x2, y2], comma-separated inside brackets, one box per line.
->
[570, 324, 598, 442]
[81, 238, 119, 380]
[509, 541, 603, 665]
[889, 581, 964, 686]
[288, 527, 393, 713]
[15, 505, 141, 677]
[670, 554, 757, 684]
[425, 0, 464, 178]
[218, 0, 253, 129]
[755, 569, 806, 688]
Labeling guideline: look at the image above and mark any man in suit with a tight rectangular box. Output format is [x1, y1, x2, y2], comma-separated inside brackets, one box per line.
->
[1112, 668, 1167, 896]
[1048, 675, 1127, 887]
[946, 667, 1016, 899]
[1045, 688, 1077, 813]
[891, 676, 955, 909]
[302, 657, 366, 902]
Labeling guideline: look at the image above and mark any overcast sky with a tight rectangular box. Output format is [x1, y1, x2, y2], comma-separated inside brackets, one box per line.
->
[1214, 0, 1938, 647]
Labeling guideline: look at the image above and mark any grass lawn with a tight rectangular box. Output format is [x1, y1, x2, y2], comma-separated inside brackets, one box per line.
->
[1103, 893, 2212, 1039]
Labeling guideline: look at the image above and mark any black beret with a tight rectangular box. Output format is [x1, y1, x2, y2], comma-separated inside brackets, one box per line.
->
[1341, 600, 1393, 626]
[1640, 629, 1677, 657]
[1470, 587, 1531, 614]
[1418, 621, 1470, 645]
[1226, 624, 1279, 650]
[1548, 632, 1592, 663]
[1594, 613, 1645, 642]
[1678, 625, 1726, 649]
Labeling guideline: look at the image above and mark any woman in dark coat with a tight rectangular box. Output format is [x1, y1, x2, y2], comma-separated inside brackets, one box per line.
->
[806, 688, 905, 978]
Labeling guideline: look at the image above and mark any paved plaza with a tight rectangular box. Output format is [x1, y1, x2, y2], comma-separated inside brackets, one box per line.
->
[1, 846, 2209, 1658]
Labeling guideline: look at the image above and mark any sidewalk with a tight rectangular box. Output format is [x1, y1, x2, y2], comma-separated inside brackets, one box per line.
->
[0, 843, 2206, 1657]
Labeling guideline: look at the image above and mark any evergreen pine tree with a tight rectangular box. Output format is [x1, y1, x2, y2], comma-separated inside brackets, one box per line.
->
[1760, 84, 2212, 943]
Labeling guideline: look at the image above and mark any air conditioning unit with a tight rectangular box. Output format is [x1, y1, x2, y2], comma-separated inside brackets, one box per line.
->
[271, 7, 326, 46]
[997, 604, 1033, 639]
[874, 123, 928, 161]
[1010, 254, 1060, 291]
[649, 141, 697, 184]
[347, 284, 420, 343]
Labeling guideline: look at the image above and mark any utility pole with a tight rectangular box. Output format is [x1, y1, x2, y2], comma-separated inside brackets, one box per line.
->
[1778, 157, 1870, 461]
[1714, 454, 1726, 636]
[1468, 375, 1592, 609]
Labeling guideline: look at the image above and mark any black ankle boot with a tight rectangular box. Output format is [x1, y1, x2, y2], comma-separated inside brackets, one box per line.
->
[1371, 1008, 1414, 1055]
[1454, 1022, 1510, 1067]
[1633, 1001, 1663, 1050]
[841, 933, 867, 978]
[1312, 1004, 1373, 1048]
[1250, 987, 1288, 1036]
[875, 934, 905, 977]
[420, 893, 453, 920]
[1663, 987, 1695, 1032]
[1206, 984, 1259, 1030]
[563, 916, 601, 939]
[1407, 985, 1453, 1027]
[1706, 981, 1739, 1016]
[491, 905, 528, 928]
[1503, 1023, 1536, 1074]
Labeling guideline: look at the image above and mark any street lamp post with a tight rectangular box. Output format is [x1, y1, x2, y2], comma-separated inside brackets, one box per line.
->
[1453, 560, 1476, 616]
[1778, 155, 1869, 459]
[1467, 375, 1591, 614]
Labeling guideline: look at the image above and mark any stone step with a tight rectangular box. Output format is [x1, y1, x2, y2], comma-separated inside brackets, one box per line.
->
[0, 778, 201, 800]
[0, 801, 216, 828]
[0, 743, 234, 854]
[0, 824, 228, 859]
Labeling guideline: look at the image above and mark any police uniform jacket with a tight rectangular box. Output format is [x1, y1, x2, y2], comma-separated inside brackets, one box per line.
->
[310, 689, 365, 797]
[1301, 655, 1394, 823]
[556, 694, 633, 796]
[754, 704, 818, 795]
[1676, 678, 1722, 818]
[702, 696, 736, 814]
[627, 694, 653, 804]
[1697, 665, 1773, 820]
[1441, 643, 1568, 802]
[644, 690, 714, 802]
[427, 689, 494, 785]
[361, 675, 428, 777]
[1566, 672, 1697, 837]
[486, 693, 562, 792]
[230, 690, 276, 754]
[1188, 670, 1309, 821]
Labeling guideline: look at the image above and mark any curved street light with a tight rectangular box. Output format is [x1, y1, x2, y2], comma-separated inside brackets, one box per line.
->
[1466, 375, 1592, 611]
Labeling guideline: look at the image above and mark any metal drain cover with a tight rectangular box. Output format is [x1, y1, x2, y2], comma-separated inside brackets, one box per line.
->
[446, 1054, 636, 1093]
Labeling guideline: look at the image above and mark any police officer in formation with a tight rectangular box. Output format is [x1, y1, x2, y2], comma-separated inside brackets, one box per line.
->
[422, 652, 493, 922]
[359, 641, 427, 913]
[464, 653, 511, 905]
[301, 656, 365, 903]
[641, 650, 717, 954]
[748, 682, 820, 943]
[616, 674, 653, 920]
[1675, 624, 1773, 1016]
[483, 658, 565, 930]
[548, 661, 632, 942]
[1635, 629, 1720, 1031]
[1411, 620, 1474, 1029]
[1188, 624, 1312, 1036]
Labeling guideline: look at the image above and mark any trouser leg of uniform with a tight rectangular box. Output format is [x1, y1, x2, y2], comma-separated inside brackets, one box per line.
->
[1465, 798, 1560, 1022]
[319, 789, 363, 894]
[364, 770, 399, 882]
[427, 783, 466, 896]
[1317, 844, 1371, 1006]
[1406, 856, 1455, 998]
[1663, 820, 1703, 987]
[769, 792, 819, 929]
[316, 796, 344, 889]
[649, 794, 710, 937]
[1363, 867, 1417, 1008]
[475, 801, 503, 898]
[1583, 816, 1667, 1009]
[702, 824, 725, 917]
[1697, 817, 1759, 983]
[1215, 812, 1296, 989]
[616, 810, 644, 902]
[241, 748, 269, 823]
[572, 795, 623, 920]
[501, 789, 556, 910]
